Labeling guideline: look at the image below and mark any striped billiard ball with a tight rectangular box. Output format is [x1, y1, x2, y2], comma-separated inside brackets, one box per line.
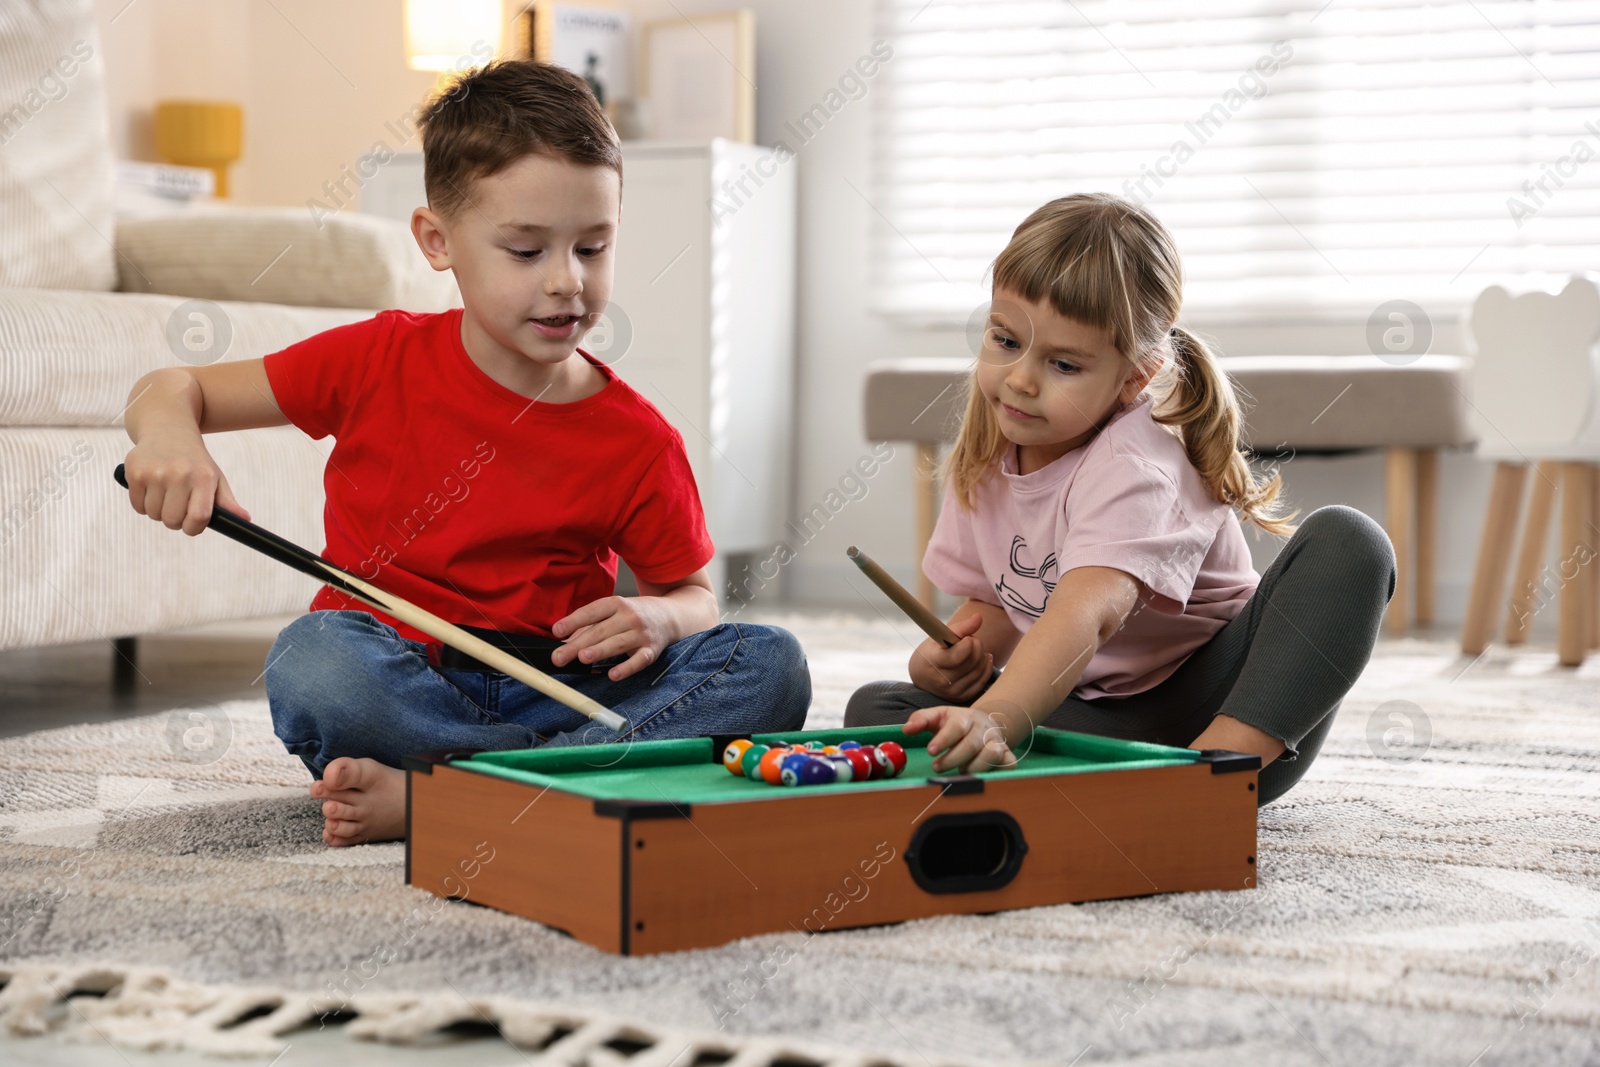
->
[741, 744, 770, 780]
[875, 741, 908, 778]
[843, 748, 873, 781]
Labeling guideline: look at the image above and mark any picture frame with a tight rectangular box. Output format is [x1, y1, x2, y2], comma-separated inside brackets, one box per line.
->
[518, 1, 632, 110]
[642, 11, 755, 143]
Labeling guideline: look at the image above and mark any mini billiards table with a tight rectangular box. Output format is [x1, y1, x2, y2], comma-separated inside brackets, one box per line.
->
[404, 725, 1260, 955]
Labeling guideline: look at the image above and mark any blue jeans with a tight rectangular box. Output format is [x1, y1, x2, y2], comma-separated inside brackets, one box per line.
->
[265, 610, 813, 777]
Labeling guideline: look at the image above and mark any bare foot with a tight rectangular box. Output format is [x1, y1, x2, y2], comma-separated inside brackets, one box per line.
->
[308, 757, 406, 846]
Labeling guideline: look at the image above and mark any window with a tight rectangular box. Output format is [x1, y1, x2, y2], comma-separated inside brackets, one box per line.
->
[871, 0, 1600, 323]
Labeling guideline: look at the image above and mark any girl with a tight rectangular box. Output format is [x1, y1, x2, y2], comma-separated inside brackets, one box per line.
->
[845, 193, 1395, 805]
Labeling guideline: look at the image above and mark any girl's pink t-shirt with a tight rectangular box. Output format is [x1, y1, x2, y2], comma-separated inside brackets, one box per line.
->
[922, 392, 1260, 700]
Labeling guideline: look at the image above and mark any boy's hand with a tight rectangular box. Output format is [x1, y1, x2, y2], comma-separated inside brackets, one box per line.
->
[906, 704, 1021, 775]
[550, 595, 676, 681]
[123, 433, 251, 536]
[907, 613, 993, 702]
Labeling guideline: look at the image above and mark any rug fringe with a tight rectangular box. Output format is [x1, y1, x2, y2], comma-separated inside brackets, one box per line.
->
[0, 962, 998, 1065]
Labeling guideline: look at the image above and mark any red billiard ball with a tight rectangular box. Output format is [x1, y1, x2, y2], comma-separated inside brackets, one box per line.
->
[875, 741, 907, 778]
[860, 745, 884, 779]
[842, 749, 873, 781]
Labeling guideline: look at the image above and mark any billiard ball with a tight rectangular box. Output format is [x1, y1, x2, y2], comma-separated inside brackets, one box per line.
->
[799, 757, 836, 786]
[875, 741, 908, 778]
[739, 748, 771, 780]
[780, 752, 814, 786]
[838, 740, 862, 750]
[870, 745, 892, 777]
[762, 748, 794, 785]
[821, 745, 841, 755]
[741, 744, 769, 780]
[826, 754, 854, 783]
[842, 748, 873, 781]
[859, 745, 884, 779]
[723, 738, 753, 775]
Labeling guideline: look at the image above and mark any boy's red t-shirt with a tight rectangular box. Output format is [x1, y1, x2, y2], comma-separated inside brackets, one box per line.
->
[261, 307, 715, 641]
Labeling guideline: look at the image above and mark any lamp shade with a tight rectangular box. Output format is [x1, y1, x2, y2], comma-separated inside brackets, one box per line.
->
[405, 0, 502, 71]
[154, 101, 243, 198]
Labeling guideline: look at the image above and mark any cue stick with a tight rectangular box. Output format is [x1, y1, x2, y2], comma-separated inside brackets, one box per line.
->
[114, 464, 628, 733]
[846, 545, 960, 648]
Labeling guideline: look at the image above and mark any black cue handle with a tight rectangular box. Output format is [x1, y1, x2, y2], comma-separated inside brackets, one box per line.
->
[112, 463, 372, 604]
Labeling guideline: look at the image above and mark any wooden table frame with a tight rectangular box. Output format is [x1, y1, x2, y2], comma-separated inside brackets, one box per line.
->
[405, 745, 1260, 956]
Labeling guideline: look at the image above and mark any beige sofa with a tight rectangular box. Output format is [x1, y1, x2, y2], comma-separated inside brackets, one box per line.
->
[0, 1, 458, 654]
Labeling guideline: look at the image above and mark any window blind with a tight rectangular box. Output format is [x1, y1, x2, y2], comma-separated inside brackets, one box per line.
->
[870, 0, 1600, 323]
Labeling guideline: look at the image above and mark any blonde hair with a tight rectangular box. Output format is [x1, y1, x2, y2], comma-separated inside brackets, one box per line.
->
[944, 193, 1297, 537]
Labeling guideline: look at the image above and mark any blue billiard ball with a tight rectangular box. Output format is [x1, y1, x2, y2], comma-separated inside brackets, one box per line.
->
[838, 740, 862, 750]
[779, 752, 812, 787]
[799, 757, 836, 786]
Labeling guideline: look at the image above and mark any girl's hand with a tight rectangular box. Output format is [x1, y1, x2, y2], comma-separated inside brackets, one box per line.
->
[907, 613, 993, 702]
[906, 704, 1021, 774]
[550, 596, 676, 681]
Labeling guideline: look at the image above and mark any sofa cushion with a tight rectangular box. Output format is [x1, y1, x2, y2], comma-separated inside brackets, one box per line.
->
[115, 208, 463, 313]
[0, 0, 117, 291]
[0, 289, 372, 427]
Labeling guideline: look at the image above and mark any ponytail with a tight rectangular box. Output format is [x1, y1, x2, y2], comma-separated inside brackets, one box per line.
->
[1156, 326, 1297, 536]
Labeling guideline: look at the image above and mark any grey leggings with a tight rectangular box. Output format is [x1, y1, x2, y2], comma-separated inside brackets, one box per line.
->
[844, 505, 1396, 806]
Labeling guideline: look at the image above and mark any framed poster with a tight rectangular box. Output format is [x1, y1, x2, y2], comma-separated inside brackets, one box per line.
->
[643, 11, 755, 143]
[524, 2, 632, 109]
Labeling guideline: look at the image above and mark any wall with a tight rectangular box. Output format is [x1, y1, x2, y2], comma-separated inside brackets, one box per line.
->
[95, 0, 448, 209]
[93, 0, 1550, 636]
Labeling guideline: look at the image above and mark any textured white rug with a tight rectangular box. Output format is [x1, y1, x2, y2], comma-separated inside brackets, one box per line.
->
[1, 612, 1598, 1066]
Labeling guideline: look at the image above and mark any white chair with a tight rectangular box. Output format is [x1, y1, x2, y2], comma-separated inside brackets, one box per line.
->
[1460, 275, 1600, 666]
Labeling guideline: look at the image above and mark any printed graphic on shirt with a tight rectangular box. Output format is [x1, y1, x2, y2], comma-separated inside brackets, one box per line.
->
[994, 534, 1058, 618]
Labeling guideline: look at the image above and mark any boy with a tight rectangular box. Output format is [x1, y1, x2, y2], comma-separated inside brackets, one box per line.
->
[121, 61, 811, 846]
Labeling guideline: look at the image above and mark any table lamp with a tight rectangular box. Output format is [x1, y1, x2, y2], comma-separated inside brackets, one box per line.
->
[405, 0, 502, 77]
[154, 101, 243, 198]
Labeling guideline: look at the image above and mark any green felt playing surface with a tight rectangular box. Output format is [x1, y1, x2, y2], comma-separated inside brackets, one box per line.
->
[455, 725, 1200, 804]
